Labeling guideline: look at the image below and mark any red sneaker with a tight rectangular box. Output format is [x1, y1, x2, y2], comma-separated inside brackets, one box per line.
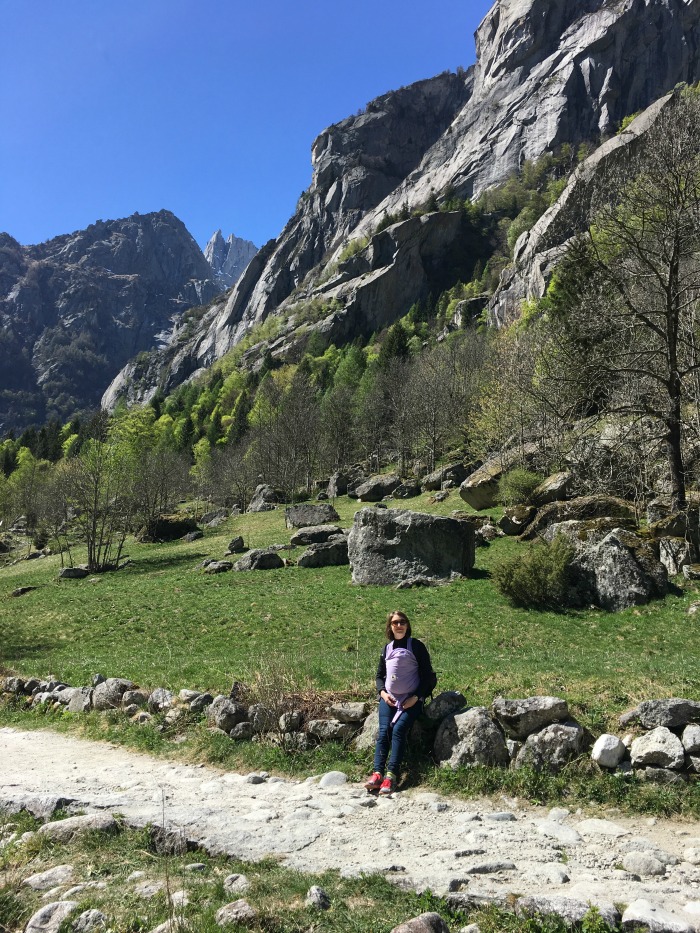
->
[363, 771, 383, 792]
[378, 775, 395, 796]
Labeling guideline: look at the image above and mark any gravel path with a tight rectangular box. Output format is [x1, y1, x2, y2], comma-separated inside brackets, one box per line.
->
[3, 727, 700, 929]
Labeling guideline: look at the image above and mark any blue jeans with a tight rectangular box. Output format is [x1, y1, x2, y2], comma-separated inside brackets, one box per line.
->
[373, 697, 422, 775]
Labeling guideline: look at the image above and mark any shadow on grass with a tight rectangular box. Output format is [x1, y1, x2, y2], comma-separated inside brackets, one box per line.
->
[119, 552, 209, 574]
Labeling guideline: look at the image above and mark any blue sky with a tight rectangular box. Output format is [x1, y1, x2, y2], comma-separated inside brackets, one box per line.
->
[1, 1, 494, 251]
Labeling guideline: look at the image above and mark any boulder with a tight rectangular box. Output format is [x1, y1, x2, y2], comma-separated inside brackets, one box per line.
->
[38, 813, 117, 842]
[514, 722, 586, 773]
[542, 521, 667, 611]
[327, 471, 354, 497]
[279, 710, 303, 732]
[233, 549, 285, 571]
[230, 721, 254, 740]
[206, 697, 248, 732]
[247, 484, 279, 513]
[285, 503, 340, 528]
[658, 537, 692, 576]
[516, 896, 620, 930]
[389, 913, 450, 933]
[521, 495, 637, 541]
[183, 529, 204, 542]
[424, 691, 467, 723]
[66, 687, 93, 713]
[204, 560, 234, 574]
[394, 481, 422, 498]
[352, 472, 402, 501]
[148, 688, 175, 713]
[630, 727, 685, 770]
[591, 734, 627, 768]
[24, 902, 79, 933]
[421, 463, 468, 492]
[682, 724, 700, 754]
[58, 566, 89, 580]
[290, 524, 343, 545]
[621, 698, 700, 730]
[298, 538, 349, 567]
[92, 678, 135, 711]
[330, 702, 369, 722]
[122, 689, 150, 708]
[498, 505, 535, 536]
[227, 535, 247, 553]
[459, 446, 539, 510]
[306, 719, 355, 742]
[348, 507, 474, 585]
[434, 707, 510, 770]
[492, 696, 569, 740]
[215, 899, 258, 926]
[530, 471, 573, 507]
[201, 508, 228, 524]
[354, 708, 380, 751]
[621, 899, 695, 933]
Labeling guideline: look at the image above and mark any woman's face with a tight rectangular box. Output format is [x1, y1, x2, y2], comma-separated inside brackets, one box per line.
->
[390, 615, 408, 637]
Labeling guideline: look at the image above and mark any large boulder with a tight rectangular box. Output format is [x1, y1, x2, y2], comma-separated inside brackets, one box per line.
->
[421, 462, 468, 492]
[657, 537, 692, 576]
[351, 473, 402, 502]
[233, 548, 285, 571]
[290, 524, 343, 546]
[459, 446, 538, 510]
[514, 723, 586, 773]
[434, 707, 510, 769]
[285, 503, 340, 528]
[521, 495, 636, 540]
[298, 538, 349, 568]
[492, 696, 569, 740]
[247, 484, 280, 513]
[348, 507, 475, 585]
[542, 521, 667, 611]
[206, 697, 248, 732]
[530, 471, 573, 507]
[498, 505, 536, 536]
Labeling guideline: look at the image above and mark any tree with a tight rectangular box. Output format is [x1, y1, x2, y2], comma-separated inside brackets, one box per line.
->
[542, 89, 700, 510]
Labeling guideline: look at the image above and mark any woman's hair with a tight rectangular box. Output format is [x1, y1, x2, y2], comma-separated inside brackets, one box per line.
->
[385, 609, 411, 640]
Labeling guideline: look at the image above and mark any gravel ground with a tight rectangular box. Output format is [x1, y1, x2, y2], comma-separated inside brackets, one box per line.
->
[2, 727, 700, 930]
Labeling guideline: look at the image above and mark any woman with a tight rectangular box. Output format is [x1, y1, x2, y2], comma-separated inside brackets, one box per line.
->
[364, 610, 436, 796]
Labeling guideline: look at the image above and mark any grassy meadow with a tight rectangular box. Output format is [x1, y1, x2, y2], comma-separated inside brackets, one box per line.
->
[2, 493, 698, 727]
[2, 491, 700, 816]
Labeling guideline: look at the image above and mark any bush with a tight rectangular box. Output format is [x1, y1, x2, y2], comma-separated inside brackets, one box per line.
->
[498, 467, 544, 506]
[492, 535, 574, 610]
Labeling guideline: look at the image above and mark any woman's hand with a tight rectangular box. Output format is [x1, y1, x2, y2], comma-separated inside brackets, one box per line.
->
[380, 690, 397, 707]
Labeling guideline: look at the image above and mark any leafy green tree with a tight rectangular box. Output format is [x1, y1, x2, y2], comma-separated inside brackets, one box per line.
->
[540, 89, 700, 510]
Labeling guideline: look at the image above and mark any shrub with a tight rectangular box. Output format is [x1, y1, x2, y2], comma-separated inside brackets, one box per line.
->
[498, 467, 544, 506]
[492, 534, 574, 610]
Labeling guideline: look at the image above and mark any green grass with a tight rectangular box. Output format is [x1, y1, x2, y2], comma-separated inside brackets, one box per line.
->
[1, 490, 699, 816]
[0, 809, 619, 933]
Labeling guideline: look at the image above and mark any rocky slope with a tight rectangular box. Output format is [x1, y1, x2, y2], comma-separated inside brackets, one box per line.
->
[0, 211, 222, 432]
[204, 230, 258, 288]
[106, 0, 700, 407]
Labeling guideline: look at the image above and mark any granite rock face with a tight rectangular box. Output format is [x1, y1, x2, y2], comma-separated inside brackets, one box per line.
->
[105, 0, 700, 405]
[204, 230, 258, 288]
[0, 211, 222, 431]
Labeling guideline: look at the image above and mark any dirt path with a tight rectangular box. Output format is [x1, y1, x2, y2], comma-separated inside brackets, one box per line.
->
[2, 727, 700, 929]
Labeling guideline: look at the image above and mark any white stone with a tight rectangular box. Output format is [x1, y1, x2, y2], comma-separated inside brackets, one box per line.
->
[622, 851, 666, 876]
[621, 899, 695, 932]
[23, 865, 74, 891]
[318, 770, 348, 788]
[577, 819, 629, 837]
[682, 724, 700, 755]
[25, 901, 78, 933]
[630, 728, 685, 770]
[684, 848, 700, 866]
[591, 733, 627, 768]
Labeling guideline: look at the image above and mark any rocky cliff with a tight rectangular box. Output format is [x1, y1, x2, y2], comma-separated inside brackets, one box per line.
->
[105, 0, 700, 407]
[0, 210, 222, 432]
[204, 230, 258, 288]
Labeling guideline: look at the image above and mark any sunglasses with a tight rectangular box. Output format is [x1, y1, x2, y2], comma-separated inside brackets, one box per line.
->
[391, 620, 407, 626]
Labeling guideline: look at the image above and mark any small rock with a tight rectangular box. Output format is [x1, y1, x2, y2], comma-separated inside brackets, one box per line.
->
[389, 913, 450, 933]
[215, 899, 258, 926]
[223, 873, 250, 894]
[319, 770, 347, 788]
[592, 733, 627, 768]
[24, 901, 78, 933]
[23, 865, 74, 891]
[73, 909, 108, 931]
[305, 885, 331, 910]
